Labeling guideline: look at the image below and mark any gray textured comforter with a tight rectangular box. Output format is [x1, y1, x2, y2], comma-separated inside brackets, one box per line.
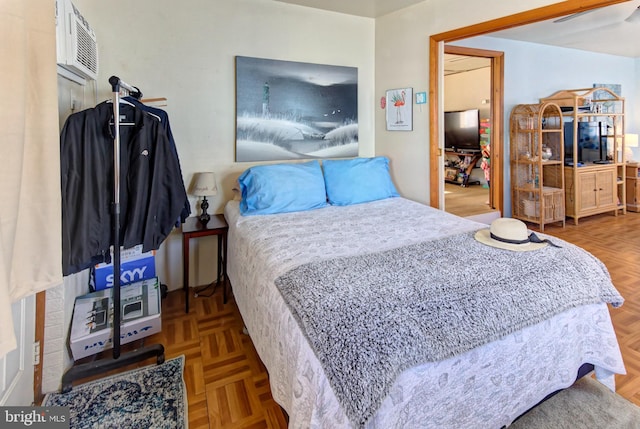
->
[274, 230, 624, 427]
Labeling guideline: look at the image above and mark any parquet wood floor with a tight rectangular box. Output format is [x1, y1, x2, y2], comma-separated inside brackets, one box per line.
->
[149, 288, 289, 429]
[69, 286, 287, 429]
[445, 182, 495, 217]
[73, 211, 640, 428]
[543, 211, 640, 407]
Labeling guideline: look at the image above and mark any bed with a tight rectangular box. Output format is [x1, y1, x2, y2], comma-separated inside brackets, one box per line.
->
[224, 158, 625, 428]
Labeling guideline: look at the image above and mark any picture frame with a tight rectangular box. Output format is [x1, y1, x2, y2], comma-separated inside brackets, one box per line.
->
[592, 83, 621, 115]
[386, 87, 413, 131]
[445, 168, 458, 182]
[593, 83, 621, 97]
[235, 56, 359, 162]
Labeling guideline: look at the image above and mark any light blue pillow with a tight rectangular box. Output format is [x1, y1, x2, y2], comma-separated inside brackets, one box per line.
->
[322, 157, 399, 205]
[239, 160, 328, 215]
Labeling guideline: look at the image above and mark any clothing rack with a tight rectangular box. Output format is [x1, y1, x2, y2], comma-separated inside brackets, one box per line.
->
[61, 76, 165, 393]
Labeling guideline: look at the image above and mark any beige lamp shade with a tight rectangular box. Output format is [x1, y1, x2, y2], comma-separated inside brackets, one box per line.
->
[618, 134, 638, 162]
[625, 134, 639, 162]
[189, 172, 218, 196]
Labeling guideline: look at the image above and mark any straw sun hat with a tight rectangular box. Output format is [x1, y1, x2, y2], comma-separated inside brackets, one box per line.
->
[474, 218, 560, 252]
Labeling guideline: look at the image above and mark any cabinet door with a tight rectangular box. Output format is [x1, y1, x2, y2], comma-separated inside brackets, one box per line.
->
[627, 167, 640, 207]
[625, 178, 635, 205]
[578, 172, 597, 211]
[596, 169, 616, 208]
[626, 177, 639, 210]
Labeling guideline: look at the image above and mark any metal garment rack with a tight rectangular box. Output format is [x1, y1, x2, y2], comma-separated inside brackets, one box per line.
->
[61, 76, 165, 393]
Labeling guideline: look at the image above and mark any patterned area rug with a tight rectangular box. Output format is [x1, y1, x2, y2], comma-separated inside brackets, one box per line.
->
[44, 356, 186, 429]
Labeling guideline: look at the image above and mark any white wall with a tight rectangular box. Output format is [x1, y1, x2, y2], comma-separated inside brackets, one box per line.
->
[445, 67, 491, 118]
[43, 273, 87, 393]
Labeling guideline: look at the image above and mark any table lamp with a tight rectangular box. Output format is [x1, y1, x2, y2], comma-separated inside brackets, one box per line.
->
[625, 134, 639, 162]
[190, 172, 218, 225]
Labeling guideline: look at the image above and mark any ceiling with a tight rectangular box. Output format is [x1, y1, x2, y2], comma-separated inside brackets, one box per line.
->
[491, 0, 640, 58]
[444, 55, 491, 76]
[273, 0, 424, 18]
[273, 0, 640, 58]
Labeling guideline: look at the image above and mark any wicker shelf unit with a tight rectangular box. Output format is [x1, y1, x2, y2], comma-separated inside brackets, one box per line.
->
[541, 87, 626, 225]
[510, 102, 565, 231]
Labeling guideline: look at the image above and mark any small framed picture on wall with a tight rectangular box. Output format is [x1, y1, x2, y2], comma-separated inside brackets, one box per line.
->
[386, 88, 413, 131]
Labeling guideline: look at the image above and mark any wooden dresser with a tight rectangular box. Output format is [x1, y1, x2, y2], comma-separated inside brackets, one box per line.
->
[564, 164, 619, 223]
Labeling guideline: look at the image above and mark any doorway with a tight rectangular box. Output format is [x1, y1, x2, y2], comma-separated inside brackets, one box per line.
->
[428, 0, 624, 214]
[443, 47, 500, 218]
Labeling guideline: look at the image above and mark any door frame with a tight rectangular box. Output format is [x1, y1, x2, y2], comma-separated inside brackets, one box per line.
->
[0, 295, 36, 406]
[428, 0, 629, 210]
[443, 45, 503, 212]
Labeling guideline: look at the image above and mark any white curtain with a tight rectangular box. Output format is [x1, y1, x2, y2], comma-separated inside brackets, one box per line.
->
[0, 0, 63, 358]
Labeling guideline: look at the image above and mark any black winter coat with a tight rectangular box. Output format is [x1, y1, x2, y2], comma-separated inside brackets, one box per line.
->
[60, 101, 188, 276]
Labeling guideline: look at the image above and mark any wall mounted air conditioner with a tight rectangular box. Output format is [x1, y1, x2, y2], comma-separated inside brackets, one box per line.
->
[55, 0, 98, 83]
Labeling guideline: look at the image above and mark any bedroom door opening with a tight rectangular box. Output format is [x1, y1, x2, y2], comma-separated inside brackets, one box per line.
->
[443, 48, 498, 218]
[428, 0, 624, 216]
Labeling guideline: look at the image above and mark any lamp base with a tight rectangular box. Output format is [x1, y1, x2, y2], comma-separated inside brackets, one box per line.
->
[198, 213, 210, 226]
[199, 197, 211, 226]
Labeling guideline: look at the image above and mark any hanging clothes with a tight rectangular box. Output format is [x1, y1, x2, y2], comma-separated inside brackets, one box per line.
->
[123, 96, 190, 223]
[60, 100, 188, 276]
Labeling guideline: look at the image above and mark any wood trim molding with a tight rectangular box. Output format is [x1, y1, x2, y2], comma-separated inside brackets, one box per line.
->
[428, 0, 629, 208]
[492, 53, 505, 213]
[445, 45, 500, 57]
[435, 0, 629, 42]
[34, 291, 45, 404]
[428, 37, 440, 207]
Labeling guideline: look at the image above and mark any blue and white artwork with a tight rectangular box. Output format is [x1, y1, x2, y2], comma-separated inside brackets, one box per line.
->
[592, 83, 621, 114]
[235, 56, 358, 162]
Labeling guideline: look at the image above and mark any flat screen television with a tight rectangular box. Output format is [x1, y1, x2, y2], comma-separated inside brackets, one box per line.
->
[564, 121, 610, 164]
[444, 109, 481, 153]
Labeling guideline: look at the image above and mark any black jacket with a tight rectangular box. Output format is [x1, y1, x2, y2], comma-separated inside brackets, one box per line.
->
[123, 96, 191, 223]
[60, 101, 188, 276]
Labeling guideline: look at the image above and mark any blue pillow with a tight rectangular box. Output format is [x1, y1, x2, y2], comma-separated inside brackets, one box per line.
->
[322, 157, 399, 205]
[239, 160, 328, 215]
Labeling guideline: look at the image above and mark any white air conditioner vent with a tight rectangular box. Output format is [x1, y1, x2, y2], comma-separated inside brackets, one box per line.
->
[74, 19, 98, 75]
[56, 0, 98, 82]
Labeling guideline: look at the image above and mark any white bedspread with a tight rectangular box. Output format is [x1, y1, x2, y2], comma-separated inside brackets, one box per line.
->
[224, 197, 625, 429]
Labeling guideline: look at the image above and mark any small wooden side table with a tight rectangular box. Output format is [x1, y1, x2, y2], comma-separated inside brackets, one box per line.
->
[182, 214, 228, 313]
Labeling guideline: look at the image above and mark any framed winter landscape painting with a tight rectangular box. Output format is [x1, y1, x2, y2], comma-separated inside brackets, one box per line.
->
[235, 56, 359, 162]
[386, 88, 413, 131]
